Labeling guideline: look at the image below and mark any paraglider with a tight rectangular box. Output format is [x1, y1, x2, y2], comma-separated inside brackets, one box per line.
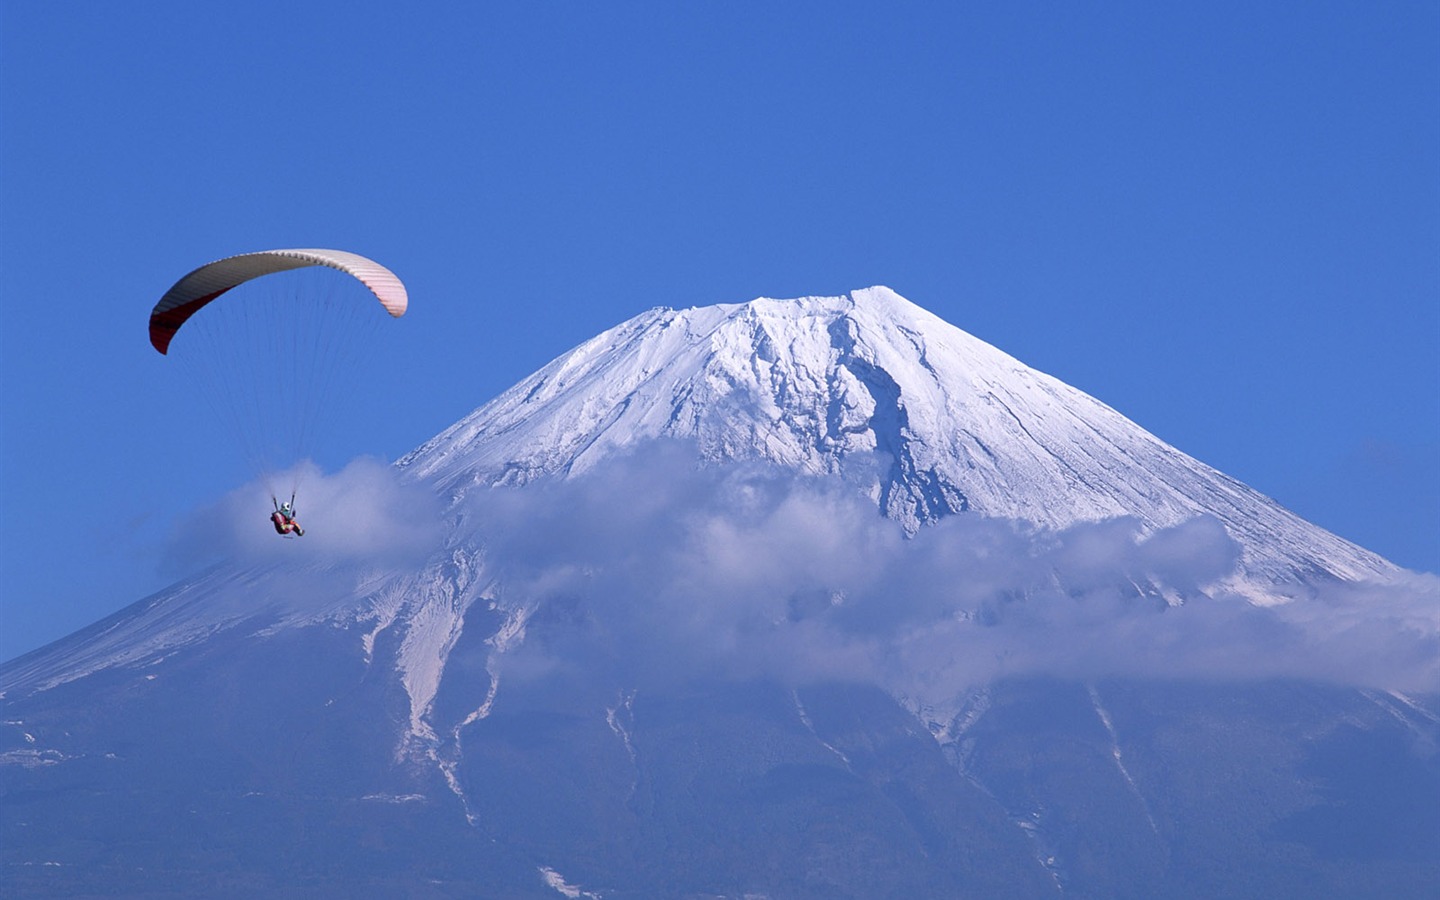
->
[150, 249, 407, 536]
[271, 496, 304, 537]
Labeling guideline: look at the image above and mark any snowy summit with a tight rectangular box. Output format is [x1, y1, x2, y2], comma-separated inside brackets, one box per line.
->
[401, 286, 1393, 591]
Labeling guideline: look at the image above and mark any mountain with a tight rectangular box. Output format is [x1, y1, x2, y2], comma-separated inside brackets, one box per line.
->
[3, 287, 1435, 898]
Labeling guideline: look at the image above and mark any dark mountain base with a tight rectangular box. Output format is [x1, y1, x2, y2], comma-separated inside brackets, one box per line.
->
[4, 621, 1437, 899]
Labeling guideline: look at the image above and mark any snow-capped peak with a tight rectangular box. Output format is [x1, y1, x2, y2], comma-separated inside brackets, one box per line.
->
[398, 286, 1392, 588]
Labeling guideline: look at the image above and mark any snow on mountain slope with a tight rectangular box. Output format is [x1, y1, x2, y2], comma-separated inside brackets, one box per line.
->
[399, 286, 1394, 590]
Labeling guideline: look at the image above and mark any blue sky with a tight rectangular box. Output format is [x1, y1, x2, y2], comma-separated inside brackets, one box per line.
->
[2, 1, 1436, 661]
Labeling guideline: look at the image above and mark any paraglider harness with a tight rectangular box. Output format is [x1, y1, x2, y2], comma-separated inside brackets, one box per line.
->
[271, 493, 305, 537]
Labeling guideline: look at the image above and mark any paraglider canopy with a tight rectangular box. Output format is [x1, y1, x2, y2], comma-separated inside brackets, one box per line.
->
[149, 247, 408, 513]
[149, 248, 407, 355]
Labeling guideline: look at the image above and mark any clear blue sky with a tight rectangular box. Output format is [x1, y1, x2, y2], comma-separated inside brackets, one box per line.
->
[2, 1, 1436, 661]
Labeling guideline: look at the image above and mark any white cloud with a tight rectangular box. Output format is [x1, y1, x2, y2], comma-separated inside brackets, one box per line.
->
[464, 445, 1440, 699]
[158, 443, 1440, 700]
[164, 457, 444, 572]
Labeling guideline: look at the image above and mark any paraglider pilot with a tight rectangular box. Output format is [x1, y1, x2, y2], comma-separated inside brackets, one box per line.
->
[271, 496, 304, 537]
